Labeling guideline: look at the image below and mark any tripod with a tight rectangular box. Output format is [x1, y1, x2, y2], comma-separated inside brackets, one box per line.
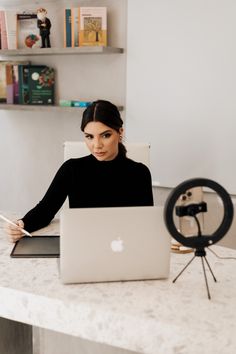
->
[165, 179, 234, 300]
[173, 246, 217, 299]
[173, 214, 217, 299]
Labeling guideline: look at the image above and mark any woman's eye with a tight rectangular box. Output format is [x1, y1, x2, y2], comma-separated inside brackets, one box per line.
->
[102, 133, 111, 139]
[85, 135, 93, 140]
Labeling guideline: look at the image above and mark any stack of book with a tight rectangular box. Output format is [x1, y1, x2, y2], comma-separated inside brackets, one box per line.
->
[59, 99, 92, 108]
[64, 7, 107, 47]
[0, 61, 55, 105]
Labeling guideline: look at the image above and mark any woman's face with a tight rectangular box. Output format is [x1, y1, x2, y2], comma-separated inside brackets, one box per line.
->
[83, 121, 123, 161]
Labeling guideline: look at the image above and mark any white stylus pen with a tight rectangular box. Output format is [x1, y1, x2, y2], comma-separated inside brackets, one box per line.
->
[0, 214, 32, 237]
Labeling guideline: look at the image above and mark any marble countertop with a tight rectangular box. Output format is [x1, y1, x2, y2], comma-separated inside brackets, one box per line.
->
[1, 212, 236, 354]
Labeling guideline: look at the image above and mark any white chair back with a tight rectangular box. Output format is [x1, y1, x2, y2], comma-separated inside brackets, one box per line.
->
[63, 141, 150, 167]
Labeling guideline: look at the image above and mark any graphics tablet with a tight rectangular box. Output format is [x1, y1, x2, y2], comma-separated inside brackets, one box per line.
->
[10, 236, 60, 258]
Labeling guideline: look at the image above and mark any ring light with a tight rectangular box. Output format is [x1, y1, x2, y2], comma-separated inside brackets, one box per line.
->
[164, 178, 234, 299]
[164, 178, 234, 248]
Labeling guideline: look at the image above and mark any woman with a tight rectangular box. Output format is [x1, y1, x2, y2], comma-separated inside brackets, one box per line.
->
[6, 100, 154, 242]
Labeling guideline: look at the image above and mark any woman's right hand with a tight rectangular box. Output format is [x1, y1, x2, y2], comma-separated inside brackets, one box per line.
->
[5, 220, 25, 243]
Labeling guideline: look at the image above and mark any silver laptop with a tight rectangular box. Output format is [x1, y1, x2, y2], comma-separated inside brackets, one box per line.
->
[60, 206, 171, 284]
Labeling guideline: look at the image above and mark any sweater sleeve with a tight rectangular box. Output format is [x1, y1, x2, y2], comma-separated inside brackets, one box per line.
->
[21, 160, 72, 232]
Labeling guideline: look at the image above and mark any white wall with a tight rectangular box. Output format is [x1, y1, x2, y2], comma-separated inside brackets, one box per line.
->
[2, 0, 236, 220]
[126, 0, 236, 195]
[0, 0, 127, 214]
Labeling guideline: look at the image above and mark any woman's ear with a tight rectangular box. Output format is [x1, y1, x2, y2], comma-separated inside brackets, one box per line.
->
[119, 128, 124, 139]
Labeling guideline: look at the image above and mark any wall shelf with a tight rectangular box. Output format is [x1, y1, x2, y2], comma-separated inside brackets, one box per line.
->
[0, 46, 124, 112]
[0, 104, 124, 112]
[0, 46, 124, 57]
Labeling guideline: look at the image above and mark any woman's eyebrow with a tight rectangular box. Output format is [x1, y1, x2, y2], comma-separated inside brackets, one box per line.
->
[84, 129, 112, 136]
[99, 130, 112, 136]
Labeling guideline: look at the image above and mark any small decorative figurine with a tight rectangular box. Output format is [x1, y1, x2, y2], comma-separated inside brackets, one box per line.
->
[37, 8, 51, 48]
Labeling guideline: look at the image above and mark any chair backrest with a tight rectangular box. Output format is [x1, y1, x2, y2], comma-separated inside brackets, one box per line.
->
[63, 141, 150, 167]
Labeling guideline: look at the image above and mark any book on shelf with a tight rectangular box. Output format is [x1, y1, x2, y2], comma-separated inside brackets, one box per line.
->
[0, 61, 30, 103]
[12, 64, 20, 104]
[0, 10, 8, 49]
[0, 64, 7, 102]
[6, 65, 14, 103]
[5, 10, 17, 49]
[71, 7, 79, 47]
[18, 65, 55, 105]
[16, 13, 41, 49]
[18, 65, 29, 104]
[28, 65, 55, 105]
[79, 7, 107, 47]
[64, 8, 72, 47]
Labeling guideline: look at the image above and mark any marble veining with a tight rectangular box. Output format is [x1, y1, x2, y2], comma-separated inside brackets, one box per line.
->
[1, 212, 236, 354]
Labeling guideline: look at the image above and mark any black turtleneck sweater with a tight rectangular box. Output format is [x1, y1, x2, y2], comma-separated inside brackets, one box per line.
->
[22, 153, 154, 232]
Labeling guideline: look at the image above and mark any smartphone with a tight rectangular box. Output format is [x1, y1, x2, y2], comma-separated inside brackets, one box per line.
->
[176, 187, 204, 237]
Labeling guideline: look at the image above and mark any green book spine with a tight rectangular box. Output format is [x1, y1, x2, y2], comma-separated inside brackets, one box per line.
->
[64, 9, 72, 47]
[18, 64, 30, 104]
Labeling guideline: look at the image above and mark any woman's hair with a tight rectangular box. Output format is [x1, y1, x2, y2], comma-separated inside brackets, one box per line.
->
[81, 100, 127, 156]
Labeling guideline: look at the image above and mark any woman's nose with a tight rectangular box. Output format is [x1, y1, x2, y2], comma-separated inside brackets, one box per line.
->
[94, 138, 103, 149]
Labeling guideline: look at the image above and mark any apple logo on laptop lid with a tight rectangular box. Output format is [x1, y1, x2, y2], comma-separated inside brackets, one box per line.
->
[110, 238, 124, 253]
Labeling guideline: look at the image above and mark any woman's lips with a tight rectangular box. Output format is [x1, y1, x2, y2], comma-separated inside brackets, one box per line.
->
[94, 152, 106, 156]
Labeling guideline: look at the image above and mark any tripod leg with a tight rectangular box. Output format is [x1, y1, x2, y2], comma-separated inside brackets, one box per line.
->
[201, 257, 211, 300]
[203, 256, 217, 282]
[173, 255, 196, 283]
